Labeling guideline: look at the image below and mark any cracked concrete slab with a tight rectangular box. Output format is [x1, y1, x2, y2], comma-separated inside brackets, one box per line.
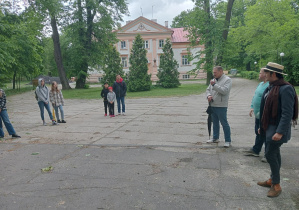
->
[0, 78, 298, 209]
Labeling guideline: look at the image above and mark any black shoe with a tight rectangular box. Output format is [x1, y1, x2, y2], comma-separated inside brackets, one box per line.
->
[12, 134, 21, 138]
[61, 120, 66, 123]
[57, 120, 62, 123]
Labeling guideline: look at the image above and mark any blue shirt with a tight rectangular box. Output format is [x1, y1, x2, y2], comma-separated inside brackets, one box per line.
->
[251, 81, 269, 119]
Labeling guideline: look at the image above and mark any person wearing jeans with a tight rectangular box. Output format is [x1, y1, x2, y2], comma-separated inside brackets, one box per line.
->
[206, 66, 232, 147]
[113, 75, 127, 115]
[36, 78, 57, 126]
[211, 107, 231, 143]
[245, 68, 269, 162]
[50, 81, 66, 123]
[0, 89, 21, 138]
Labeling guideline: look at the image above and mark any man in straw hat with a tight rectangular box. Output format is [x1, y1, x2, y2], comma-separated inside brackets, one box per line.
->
[257, 62, 298, 197]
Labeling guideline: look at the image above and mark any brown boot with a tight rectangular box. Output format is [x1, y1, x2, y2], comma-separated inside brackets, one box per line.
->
[267, 184, 282, 197]
[257, 179, 272, 187]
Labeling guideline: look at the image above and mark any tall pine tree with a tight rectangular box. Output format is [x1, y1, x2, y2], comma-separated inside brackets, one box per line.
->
[128, 34, 151, 92]
[102, 45, 124, 86]
[157, 39, 180, 88]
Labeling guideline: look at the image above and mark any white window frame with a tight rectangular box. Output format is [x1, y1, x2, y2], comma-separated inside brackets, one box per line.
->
[121, 57, 127, 67]
[121, 41, 126, 49]
[182, 55, 190, 65]
[144, 40, 149, 49]
[159, 39, 164, 48]
[182, 74, 190, 79]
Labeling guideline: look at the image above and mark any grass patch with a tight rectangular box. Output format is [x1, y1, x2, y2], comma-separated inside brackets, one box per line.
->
[62, 83, 208, 99]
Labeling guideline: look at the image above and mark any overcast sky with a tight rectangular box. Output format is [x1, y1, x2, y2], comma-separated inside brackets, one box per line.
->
[121, 0, 195, 27]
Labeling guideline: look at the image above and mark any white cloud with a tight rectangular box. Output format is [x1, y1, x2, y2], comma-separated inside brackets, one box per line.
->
[121, 0, 195, 27]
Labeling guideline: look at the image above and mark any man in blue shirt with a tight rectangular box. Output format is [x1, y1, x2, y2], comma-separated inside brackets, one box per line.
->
[244, 68, 269, 162]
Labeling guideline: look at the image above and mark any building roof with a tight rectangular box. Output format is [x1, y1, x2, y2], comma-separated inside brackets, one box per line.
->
[171, 28, 189, 43]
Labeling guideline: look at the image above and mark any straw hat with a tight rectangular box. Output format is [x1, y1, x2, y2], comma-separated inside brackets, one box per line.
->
[263, 62, 287, 75]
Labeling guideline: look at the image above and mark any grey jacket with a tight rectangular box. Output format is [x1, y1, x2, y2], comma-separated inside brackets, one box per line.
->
[206, 74, 232, 107]
[107, 91, 116, 103]
[36, 78, 50, 103]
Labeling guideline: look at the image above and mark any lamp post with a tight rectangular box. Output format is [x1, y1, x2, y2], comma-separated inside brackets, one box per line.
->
[280, 52, 284, 65]
[254, 61, 257, 72]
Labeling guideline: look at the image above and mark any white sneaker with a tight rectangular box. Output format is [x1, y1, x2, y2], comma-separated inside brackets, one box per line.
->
[122, 113, 125, 116]
[207, 139, 219, 143]
[43, 121, 47, 126]
[224, 142, 231, 148]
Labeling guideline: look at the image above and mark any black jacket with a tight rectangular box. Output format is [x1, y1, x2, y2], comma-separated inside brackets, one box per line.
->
[260, 84, 296, 143]
[113, 81, 127, 97]
[101, 88, 109, 101]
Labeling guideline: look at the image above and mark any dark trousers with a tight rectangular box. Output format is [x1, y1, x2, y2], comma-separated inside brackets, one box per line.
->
[108, 102, 114, 116]
[265, 141, 283, 184]
[103, 100, 108, 114]
[252, 118, 267, 154]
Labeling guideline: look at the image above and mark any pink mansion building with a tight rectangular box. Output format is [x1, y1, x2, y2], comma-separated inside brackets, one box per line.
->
[88, 16, 206, 82]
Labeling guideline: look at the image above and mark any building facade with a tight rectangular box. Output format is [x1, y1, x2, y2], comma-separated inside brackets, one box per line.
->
[87, 16, 206, 82]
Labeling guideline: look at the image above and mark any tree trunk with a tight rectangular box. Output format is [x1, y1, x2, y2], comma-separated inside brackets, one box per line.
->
[75, 0, 89, 89]
[50, 15, 71, 90]
[13, 70, 16, 89]
[204, 0, 213, 85]
[215, 0, 235, 66]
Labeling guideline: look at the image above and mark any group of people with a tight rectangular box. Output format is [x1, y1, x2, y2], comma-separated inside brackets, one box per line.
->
[36, 78, 66, 125]
[1, 64, 297, 198]
[206, 63, 298, 198]
[101, 75, 127, 117]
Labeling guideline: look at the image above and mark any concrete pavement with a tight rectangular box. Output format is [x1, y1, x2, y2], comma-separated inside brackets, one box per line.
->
[0, 78, 298, 209]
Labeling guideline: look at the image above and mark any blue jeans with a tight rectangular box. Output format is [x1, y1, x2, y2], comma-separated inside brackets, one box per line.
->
[252, 118, 266, 154]
[54, 105, 64, 121]
[0, 109, 16, 136]
[116, 97, 125, 114]
[211, 107, 231, 142]
[38, 101, 53, 121]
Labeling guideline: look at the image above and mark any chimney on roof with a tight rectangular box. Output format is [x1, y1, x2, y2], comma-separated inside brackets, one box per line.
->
[165, 21, 168, 28]
[151, 19, 157, 23]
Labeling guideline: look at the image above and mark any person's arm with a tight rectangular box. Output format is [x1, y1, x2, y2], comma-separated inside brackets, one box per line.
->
[101, 89, 104, 98]
[0, 90, 6, 112]
[49, 91, 54, 104]
[60, 90, 64, 106]
[123, 82, 127, 95]
[275, 86, 296, 138]
[212, 78, 232, 95]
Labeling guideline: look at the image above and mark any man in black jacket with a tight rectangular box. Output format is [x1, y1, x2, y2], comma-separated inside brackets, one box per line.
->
[113, 75, 127, 115]
[257, 62, 298, 197]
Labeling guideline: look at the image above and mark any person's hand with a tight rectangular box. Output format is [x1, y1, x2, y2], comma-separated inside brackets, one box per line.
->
[272, 133, 283, 141]
[249, 109, 254, 117]
[207, 96, 213, 102]
[45, 102, 48, 104]
[258, 128, 260, 134]
[210, 79, 216, 86]
[0, 108, 1, 113]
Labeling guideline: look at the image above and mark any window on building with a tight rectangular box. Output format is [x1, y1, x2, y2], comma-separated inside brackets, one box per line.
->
[182, 55, 190, 65]
[159, 39, 164, 48]
[121, 41, 126, 49]
[121, 57, 127, 67]
[144, 40, 149, 49]
[182, 74, 190, 79]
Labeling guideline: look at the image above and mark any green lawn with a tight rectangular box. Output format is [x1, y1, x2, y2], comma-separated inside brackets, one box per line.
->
[62, 83, 208, 99]
[2, 81, 33, 96]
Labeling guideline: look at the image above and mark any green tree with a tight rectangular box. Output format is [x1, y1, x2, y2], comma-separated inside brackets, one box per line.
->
[128, 34, 151, 92]
[69, 0, 128, 89]
[157, 39, 180, 88]
[230, 0, 299, 84]
[101, 45, 124, 86]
